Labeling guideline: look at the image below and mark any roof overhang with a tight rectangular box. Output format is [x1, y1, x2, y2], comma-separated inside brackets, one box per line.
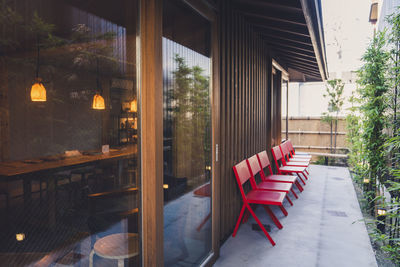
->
[232, 0, 328, 82]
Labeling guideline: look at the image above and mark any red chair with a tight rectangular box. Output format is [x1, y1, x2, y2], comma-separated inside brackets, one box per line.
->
[256, 150, 304, 192]
[282, 142, 311, 163]
[271, 146, 309, 186]
[246, 155, 298, 202]
[279, 143, 310, 176]
[287, 139, 312, 159]
[232, 160, 287, 246]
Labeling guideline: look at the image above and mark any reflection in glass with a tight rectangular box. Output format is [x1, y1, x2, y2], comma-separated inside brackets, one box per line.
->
[0, 0, 140, 266]
[163, 1, 212, 265]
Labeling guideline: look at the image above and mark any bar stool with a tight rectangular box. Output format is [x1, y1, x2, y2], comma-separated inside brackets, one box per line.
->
[89, 233, 139, 267]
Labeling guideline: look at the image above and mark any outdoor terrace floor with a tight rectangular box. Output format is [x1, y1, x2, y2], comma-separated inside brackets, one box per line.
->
[214, 165, 378, 267]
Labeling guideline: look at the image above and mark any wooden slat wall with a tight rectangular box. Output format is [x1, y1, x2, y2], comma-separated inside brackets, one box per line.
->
[218, 0, 274, 242]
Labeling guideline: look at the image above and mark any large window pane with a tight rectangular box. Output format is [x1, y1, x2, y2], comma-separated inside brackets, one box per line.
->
[0, 0, 140, 266]
[163, 0, 212, 265]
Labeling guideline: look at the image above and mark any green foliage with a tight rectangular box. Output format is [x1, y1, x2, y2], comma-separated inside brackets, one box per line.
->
[324, 79, 345, 113]
[347, 9, 400, 265]
[357, 31, 389, 213]
[322, 79, 345, 154]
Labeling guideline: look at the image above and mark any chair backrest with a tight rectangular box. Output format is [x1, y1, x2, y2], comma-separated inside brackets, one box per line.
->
[279, 143, 290, 165]
[256, 151, 274, 178]
[233, 160, 252, 199]
[281, 142, 290, 156]
[287, 139, 295, 155]
[271, 146, 283, 173]
[246, 155, 262, 188]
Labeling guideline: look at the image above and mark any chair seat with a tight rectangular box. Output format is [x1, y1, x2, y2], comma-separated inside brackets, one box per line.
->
[280, 166, 306, 173]
[293, 155, 312, 159]
[295, 151, 310, 155]
[246, 190, 286, 205]
[265, 175, 297, 183]
[289, 157, 310, 162]
[256, 181, 292, 192]
[285, 162, 309, 167]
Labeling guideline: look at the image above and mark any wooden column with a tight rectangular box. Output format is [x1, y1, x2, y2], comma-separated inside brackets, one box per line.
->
[0, 56, 10, 161]
[140, 0, 164, 265]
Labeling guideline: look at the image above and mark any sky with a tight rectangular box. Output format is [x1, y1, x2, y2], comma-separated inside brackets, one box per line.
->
[321, 0, 374, 75]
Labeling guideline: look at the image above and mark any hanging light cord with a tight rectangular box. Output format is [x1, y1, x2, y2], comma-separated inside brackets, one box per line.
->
[36, 35, 40, 79]
[96, 57, 101, 93]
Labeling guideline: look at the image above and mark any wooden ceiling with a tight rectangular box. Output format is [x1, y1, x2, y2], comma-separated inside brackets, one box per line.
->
[232, 0, 328, 82]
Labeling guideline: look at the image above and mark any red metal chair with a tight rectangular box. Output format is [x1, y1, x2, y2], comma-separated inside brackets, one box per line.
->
[246, 155, 298, 202]
[232, 160, 287, 246]
[279, 143, 310, 176]
[271, 146, 309, 186]
[287, 139, 312, 159]
[256, 150, 304, 192]
[282, 142, 311, 163]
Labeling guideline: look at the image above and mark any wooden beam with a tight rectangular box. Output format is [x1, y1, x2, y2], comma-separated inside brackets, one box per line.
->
[271, 47, 316, 60]
[300, 0, 327, 80]
[281, 58, 320, 71]
[140, 0, 164, 266]
[252, 24, 310, 38]
[242, 15, 308, 31]
[276, 52, 317, 65]
[264, 41, 315, 56]
[234, 0, 303, 14]
[259, 31, 312, 47]
[285, 62, 321, 76]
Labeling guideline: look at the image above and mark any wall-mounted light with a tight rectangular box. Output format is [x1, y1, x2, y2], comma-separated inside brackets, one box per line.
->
[377, 208, 386, 216]
[130, 99, 137, 113]
[16, 233, 25, 241]
[163, 184, 169, 189]
[363, 178, 370, 184]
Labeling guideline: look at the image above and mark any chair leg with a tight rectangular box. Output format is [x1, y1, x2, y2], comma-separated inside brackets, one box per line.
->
[279, 205, 288, 216]
[232, 205, 246, 237]
[295, 181, 304, 192]
[296, 173, 306, 185]
[247, 204, 276, 246]
[305, 169, 309, 175]
[89, 250, 95, 267]
[302, 172, 309, 180]
[263, 205, 283, 230]
[285, 195, 293, 206]
[196, 212, 211, 232]
[291, 188, 298, 199]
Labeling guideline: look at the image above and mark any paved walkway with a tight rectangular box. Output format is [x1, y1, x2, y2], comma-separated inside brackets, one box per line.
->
[214, 165, 377, 267]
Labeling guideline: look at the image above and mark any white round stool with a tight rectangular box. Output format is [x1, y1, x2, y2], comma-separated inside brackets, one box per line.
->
[89, 233, 139, 267]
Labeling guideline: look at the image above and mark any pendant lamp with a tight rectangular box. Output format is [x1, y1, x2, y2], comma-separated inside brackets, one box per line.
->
[92, 58, 105, 110]
[31, 38, 46, 102]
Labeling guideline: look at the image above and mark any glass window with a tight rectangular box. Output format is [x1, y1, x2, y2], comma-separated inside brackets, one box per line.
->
[163, 0, 212, 265]
[0, 0, 140, 266]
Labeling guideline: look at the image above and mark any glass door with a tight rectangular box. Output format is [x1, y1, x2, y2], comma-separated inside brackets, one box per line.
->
[162, 0, 212, 265]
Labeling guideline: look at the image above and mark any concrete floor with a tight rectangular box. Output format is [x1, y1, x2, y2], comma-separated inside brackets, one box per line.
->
[214, 165, 378, 267]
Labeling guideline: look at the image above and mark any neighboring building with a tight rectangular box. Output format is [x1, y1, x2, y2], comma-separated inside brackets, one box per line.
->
[0, 0, 326, 266]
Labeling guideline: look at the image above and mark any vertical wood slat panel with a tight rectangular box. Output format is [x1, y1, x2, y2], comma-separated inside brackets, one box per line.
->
[218, 0, 275, 242]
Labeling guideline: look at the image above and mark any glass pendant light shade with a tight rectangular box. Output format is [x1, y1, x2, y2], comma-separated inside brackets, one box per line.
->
[130, 99, 137, 112]
[92, 93, 105, 110]
[30, 80, 47, 102]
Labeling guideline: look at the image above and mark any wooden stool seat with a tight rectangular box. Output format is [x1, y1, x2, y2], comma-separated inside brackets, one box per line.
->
[90, 233, 139, 267]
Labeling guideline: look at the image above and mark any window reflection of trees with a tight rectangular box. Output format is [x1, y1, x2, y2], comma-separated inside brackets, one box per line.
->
[0, 1, 130, 160]
[170, 54, 211, 190]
